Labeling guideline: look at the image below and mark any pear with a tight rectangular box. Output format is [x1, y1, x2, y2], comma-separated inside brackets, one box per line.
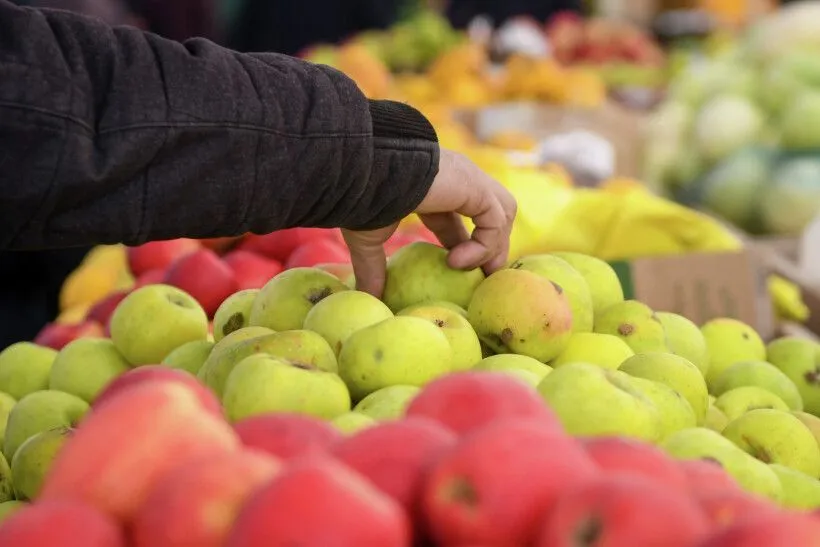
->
[331, 412, 377, 435]
[536, 363, 662, 442]
[769, 463, 820, 510]
[48, 338, 132, 404]
[619, 351, 709, 424]
[382, 242, 485, 312]
[714, 386, 790, 421]
[656, 311, 710, 376]
[212, 289, 260, 342]
[249, 267, 349, 331]
[473, 354, 552, 381]
[712, 360, 803, 411]
[722, 409, 820, 477]
[304, 290, 394, 357]
[11, 426, 73, 501]
[593, 300, 669, 353]
[551, 252, 624, 316]
[700, 318, 766, 388]
[550, 332, 634, 371]
[0, 342, 57, 400]
[704, 403, 730, 433]
[0, 392, 16, 450]
[353, 385, 420, 421]
[0, 452, 11, 503]
[161, 339, 215, 375]
[630, 377, 698, 439]
[509, 254, 594, 332]
[767, 336, 820, 415]
[399, 304, 482, 372]
[468, 269, 573, 363]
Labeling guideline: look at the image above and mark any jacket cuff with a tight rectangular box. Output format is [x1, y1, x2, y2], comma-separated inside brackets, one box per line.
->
[368, 99, 438, 143]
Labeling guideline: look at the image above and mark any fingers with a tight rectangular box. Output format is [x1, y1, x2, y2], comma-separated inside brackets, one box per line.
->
[341, 226, 396, 298]
[420, 212, 470, 249]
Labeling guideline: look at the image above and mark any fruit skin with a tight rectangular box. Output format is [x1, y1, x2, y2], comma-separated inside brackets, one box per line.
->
[0, 452, 11, 503]
[509, 254, 594, 332]
[792, 410, 820, 451]
[581, 436, 688, 491]
[722, 408, 820, 478]
[234, 414, 341, 460]
[629, 376, 698, 439]
[353, 385, 421, 421]
[0, 392, 14, 450]
[769, 463, 820, 510]
[131, 450, 281, 547]
[593, 300, 669, 353]
[712, 360, 803, 411]
[224, 456, 411, 547]
[767, 336, 820, 415]
[678, 459, 742, 497]
[222, 250, 284, 291]
[164, 248, 239, 317]
[0, 342, 57, 400]
[689, 488, 778, 532]
[86, 290, 130, 329]
[399, 304, 483, 372]
[550, 332, 634, 370]
[536, 475, 709, 547]
[0, 500, 26, 525]
[3, 390, 89, 462]
[339, 316, 453, 400]
[212, 289, 260, 343]
[657, 311, 710, 376]
[249, 267, 349, 332]
[39, 382, 240, 521]
[701, 318, 766, 387]
[211, 326, 274, 355]
[127, 238, 200, 277]
[467, 268, 573, 363]
[0, 500, 126, 547]
[551, 251, 624, 316]
[161, 339, 214, 375]
[285, 238, 350, 269]
[383, 242, 485, 311]
[714, 386, 789, 422]
[11, 426, 73, 501]
[237, 228, 330, 262]
[700, 512, 820, 547]
[422, 419, 599, 547]
[110, 284, 209, 366]
[331, 411, 377, 434]
[303, 290, 394, 357]
[49, 338, 132, 403]
[472, 354, 552, 380]
[222, 354, 351, 422]
[34, 320, 106, 351]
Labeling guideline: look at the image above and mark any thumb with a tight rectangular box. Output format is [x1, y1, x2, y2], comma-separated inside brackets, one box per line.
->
[342, 227, 394, 298]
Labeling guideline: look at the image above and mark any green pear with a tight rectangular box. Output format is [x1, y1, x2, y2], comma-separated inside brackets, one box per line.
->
[656, 311, 710, 376]
[304, 291, 394, 357]
[399, 300, 468, 319]
[11, 426, 73, 501]
[110, 284, 209, 365]
[711, 360, 803, 411]
[769, 463, 820, 510]
[551, 252, 624, 316]
[48, 338, 131, 403]
[331, 412, 376, 435]
[700, 318, 766, 388]
[767, 337, 820, 415]
[792, 411, 820, 452]
[473, 354, 552, 381]
[161, 339, 214, 375]
[0, 501, 26, 524]
[338, 316, 452, 400]
[212, 289, 260, 342]
[550, 332, 634, 370]
[704, 403, 730, 433]
[509, 254, 594, 332]
[630, 376, 698, 439]
[249, 267, 349, 331]
[593, 300, 669, 354]
[0, 342, 57, 400]
[662, 427, 783, 502]
[353, 385, 421, 421]
[211, 326, 274, 355]
[0, 392, 16, 450]
[222, 354, 351, 422]
[3, 390, 88, 462]
[722, 409, 820, 477]
[382, 242, 485, 312]
[536, 363, 662, 442]
[715, 386, 790, 421]
[199, 330, 338, 398]
[0, 452, 12, 503]
[399, 304, 482, 372]
[467, 269, 573, 363]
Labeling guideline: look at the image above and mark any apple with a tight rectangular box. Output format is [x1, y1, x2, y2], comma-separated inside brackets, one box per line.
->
[303, 290, 394, 357]
[285, 238, 350, 269]
[86, 290, 130, 328]
[353, 385, 421, 421]
[237, 228, 330, 262]
[212, 289, 260, 343]
[0, 500, 25, 525]
[0, 392, 15, 450]
[164, 249, 238, 317]
[700, 512, 820, 546]
[0, 500, 126, 547]
[696, 489, 778, 530]
[331, 412, 377, 435]
[10, 425, 74, 501]
[49, 338, 132, 403]
[398, 304, 482, 372]
[222, 250, 284, 291]
[581, 437, 688, 491]
[0, 453, 10, 503]
[127, 238, 200, 277]
[3, 390, 89, 462]
[0, 342, 57, 400]
[134, 268, 166, 289]
[678, 458, 741, 497]
[472, 354, 552, 381]
[34, 320, 105, 351]
[315, 262, 354, 282]
[234, 413, 341, 460]
[161, 340, 214, 375]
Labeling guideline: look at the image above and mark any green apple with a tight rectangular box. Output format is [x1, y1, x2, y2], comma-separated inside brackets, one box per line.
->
[212, 289, 260, 342]
[3, 390, 88, 462]
[211, 326, 274, 355]
[161, 339, 215, 375]
[769, 463, 820, 510]
[382, 242, 485, 312]
[222, 354, 351, 422]
[0, 342, 57, 400]
[399, 300, 468, 319]
[331, 412, 377, 435]
[792, 411, 820, 451]
[550, 332, 634, 370]
[656, 311, 710, 376]
[593, 300, 670, 354]
[509, 254, 594, 332]
[110, 284, 209, 365]
[704, 403, 730, 433]
[473, 354, 552, 381]
[399, 304, 482, 372]
[714, 386, 790, 421]
[503, 369, 543, 388]
[11, 426, 73, 501]
[722, 409, 820, 477]
[630, 377, 697, 439]
[199, 329, 338, 398]
[249, 267, 349, 332]
[338, 316, 452, 400]
[0, 452, 11, 503]
[303, 291, 393, 357]
[353, 385, 420, 421]
[48, 338, 131, 403]
[767, 337, 820, 415]
[619, 352, 709, 424]
[551, 252, 624, 316]
[711, 360, 803, 411]
[0, 392, 15, 450]
[0, 501, 26, 525]
[662, 427, 783, 502]
[536, 363, 662, 442]
[700, 318, 766, 388]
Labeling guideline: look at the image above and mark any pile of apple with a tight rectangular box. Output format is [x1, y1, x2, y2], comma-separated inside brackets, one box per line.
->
[2, 242, 820, 545]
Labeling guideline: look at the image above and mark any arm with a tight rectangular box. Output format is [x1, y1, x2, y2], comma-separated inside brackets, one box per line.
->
[0, 0, 439, 250]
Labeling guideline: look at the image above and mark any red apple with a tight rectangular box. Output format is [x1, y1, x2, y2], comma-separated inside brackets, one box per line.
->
[696, 490, 778, 530]
[581, 437, 688, 492]
[0, 500, 125, 547]
[164, 249, 238, 317]
[134, 268, 167, 289]
[701, 513, 820, 546]
[223, 250, 284, 290]
[285, 238, 350, 269]
[198, 236, 241, 253]
[678, 459, 741, 497]
[314, 262, 354, 281]
[34, 320, 104, 350]
[234, 414, 341, 461]
[422, 420, 599, 547]
[86, 290, 130, 329]
[127, 239, 201, 277]
[237, 228, 330, 263]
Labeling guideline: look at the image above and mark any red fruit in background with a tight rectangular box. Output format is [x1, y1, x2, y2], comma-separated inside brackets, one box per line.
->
[134, 268, 166, 289]
[164, 249, 238, 317]
[198, 236, 240, 253]
[581, 437, 688, 492]
[678, 459, 741, 497]
[0, 500, 125, 547]
[422, 420, 599, 547]
[127, 239, 201, 277]
[34, 320, 104, 351]
[86, 290, 130, 328]
[696, 490, 778, 531]
[536, 476, 709, 547]
[237, 228, 330, 263]
[406, 371, 560, 437]
[223, 250, 284, 290]
[234, 414, 341, 461]
[701, 513, 820, 547]
[315, 262, 354, 281]
[285, 238, 350, 269]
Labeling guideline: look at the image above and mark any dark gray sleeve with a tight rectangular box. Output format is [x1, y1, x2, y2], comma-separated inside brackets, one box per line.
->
[0, 0, 439, 250]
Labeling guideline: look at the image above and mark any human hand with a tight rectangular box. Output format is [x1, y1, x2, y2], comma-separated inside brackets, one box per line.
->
[342, 149, 517, 297]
